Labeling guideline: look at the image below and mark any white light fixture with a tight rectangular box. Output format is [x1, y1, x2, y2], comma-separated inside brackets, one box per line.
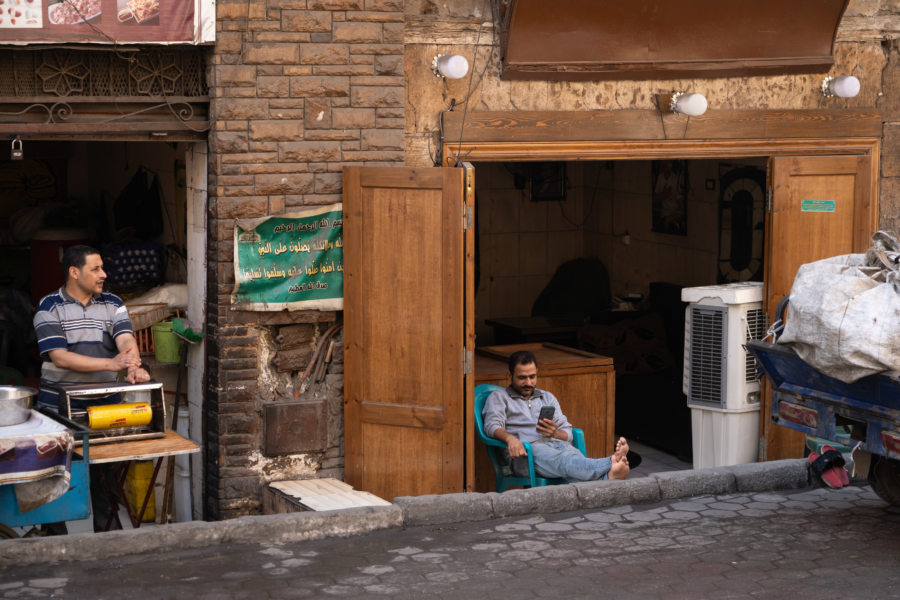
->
[670, 92, 708, 117]
[431, 54, 469, 79]
[822, 75, 860, 98]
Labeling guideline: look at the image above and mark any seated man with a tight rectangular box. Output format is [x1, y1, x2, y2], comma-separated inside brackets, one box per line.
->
[483, 350, 630, 481]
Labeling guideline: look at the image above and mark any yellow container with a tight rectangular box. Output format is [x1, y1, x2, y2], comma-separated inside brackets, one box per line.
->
[86, 402, 152, 430]
[124, 460, 155, 522]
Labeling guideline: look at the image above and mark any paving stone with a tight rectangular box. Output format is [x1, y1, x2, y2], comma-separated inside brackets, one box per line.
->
[4, 486, 900, 599]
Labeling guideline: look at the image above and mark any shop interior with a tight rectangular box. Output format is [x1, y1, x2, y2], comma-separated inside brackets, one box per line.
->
[473, 158, 767, 463]
[0, 140, 200, 526]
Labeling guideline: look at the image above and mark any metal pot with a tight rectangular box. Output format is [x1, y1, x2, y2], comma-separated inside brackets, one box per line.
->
[0, 386, 37, 426]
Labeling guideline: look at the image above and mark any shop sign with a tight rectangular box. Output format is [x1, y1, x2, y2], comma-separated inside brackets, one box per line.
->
[232, 204, 343, 312]
[0, 0, 214, 44]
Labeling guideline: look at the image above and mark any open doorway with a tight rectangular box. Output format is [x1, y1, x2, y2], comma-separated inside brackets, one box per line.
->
[472, 157, 767, 467]
[0, 139, 206, 522]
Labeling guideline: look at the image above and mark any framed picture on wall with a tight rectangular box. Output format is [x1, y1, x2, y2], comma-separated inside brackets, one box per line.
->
[531, 162, 566, 201]
[651, 159, 688, 235]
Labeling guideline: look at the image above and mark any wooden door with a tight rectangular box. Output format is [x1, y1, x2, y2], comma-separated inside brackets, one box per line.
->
[762, 155, 875, 460]
[343, 166, 470, 501]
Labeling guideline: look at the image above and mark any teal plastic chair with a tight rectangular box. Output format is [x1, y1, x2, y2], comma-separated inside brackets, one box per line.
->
[475, 384, 587, 492]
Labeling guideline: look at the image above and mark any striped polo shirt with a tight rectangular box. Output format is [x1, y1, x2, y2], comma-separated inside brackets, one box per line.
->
[34, 287, 134, 408]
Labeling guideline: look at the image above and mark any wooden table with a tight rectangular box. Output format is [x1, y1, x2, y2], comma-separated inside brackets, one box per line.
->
[472, 343, 615, 492]
[77, 430, 199, 529]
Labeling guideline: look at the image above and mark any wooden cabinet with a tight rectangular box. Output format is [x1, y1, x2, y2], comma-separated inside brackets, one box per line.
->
[471, 343, 615, 492]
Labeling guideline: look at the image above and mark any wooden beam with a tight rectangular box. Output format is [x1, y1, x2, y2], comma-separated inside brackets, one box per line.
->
[441, 139, 882, 165]
[442, 110, 882, 146]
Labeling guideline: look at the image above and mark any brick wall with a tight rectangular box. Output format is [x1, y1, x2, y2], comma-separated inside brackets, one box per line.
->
[206, 0, 403, 519]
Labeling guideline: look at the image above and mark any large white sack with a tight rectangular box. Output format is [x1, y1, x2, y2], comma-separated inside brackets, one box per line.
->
[779, 232, 900, 383]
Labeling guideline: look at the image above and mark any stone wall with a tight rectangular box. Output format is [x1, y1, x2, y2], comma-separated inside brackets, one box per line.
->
[206, 0, 404, 519]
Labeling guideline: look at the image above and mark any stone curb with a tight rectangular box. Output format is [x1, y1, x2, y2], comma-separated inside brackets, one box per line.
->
[2, 460, 812, 567]
[1, 505, 403, 567]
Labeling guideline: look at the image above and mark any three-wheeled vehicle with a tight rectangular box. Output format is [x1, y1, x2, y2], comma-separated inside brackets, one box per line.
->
[747, 302, 900, 506]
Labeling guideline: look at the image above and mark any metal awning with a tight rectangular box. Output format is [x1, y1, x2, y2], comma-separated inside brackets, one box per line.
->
[493, 0, 849, 81]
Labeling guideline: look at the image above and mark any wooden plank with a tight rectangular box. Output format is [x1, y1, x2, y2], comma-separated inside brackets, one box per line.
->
[0, 122, 209, 135]
[268, 478, 391, 512]
[359, 169, 443, 189]
[836, 15, 900, 42]
[443, 138, 881, 165]
[358, 402, 446, 430]
[442, 110, 883, 145]
[80, 430, 199, 464]
[464, 165, 477, 492]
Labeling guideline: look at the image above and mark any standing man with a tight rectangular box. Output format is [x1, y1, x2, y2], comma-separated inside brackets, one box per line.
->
[483, 350, 630, 482]
[33, 245, 151, 532]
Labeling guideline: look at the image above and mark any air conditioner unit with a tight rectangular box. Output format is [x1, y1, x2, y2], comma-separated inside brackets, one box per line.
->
[681, 282, 767, 409]
[681, 282, 767, 468]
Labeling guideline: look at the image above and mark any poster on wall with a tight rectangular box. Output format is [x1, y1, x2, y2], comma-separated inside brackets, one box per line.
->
[0, 0, 214, 43]
[232, 204, 343, 312]
[651, 159, 688, 235]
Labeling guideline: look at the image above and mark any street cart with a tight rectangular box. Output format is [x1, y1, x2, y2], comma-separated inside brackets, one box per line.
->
[0, 398, 92, 538]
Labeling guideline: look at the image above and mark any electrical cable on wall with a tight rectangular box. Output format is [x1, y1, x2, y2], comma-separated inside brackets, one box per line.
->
[450, 0, 494, 166]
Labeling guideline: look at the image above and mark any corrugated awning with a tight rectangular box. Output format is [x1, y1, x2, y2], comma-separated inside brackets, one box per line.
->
[494, 0, 849, 81]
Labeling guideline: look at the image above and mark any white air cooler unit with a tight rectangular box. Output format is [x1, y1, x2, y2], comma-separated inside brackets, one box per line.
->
[681, 282, 767, 468]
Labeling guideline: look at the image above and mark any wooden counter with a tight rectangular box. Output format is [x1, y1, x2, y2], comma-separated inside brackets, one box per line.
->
[79, 429, 199, 464]
[472, 343, 615, 492]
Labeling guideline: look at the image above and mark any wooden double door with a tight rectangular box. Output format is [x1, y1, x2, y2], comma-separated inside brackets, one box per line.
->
[343, 152, 876, 501]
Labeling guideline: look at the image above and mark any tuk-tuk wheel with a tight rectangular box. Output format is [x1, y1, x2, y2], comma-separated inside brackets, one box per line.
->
[868, 456, 900, 507]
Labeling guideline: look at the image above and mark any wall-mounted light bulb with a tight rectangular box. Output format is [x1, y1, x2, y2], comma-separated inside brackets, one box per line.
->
[822, 75, 860, 98]
[432, 54, 469, 79]
[671, 92, 708, 117]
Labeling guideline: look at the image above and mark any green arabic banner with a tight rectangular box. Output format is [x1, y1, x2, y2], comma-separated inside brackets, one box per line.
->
[232, 203, 343, 311]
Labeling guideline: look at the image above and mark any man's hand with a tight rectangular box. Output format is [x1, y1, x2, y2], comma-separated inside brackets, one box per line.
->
[126, 366, 150, 384]
[109, 347, 141, 372]
[536, 417, 559, 439]
[505, 436, 526, 458]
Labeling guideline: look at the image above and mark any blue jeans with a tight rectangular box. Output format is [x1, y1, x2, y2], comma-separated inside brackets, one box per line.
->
[530, 439, 613, 481]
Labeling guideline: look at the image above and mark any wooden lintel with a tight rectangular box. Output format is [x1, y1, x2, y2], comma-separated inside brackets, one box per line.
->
[442, 110, 883, 146]
[0, 122, 209, 138]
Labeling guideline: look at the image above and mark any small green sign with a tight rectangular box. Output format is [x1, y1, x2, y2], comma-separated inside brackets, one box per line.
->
[801, 200, 836, 213]
[232, 203, 343, 311]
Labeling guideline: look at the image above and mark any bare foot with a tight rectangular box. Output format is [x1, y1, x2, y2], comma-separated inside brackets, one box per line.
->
[614, 436, 630, 460]
[609, 452, 630, 480]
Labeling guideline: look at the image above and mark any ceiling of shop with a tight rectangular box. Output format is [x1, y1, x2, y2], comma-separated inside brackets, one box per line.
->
[493, 0, 850, 81]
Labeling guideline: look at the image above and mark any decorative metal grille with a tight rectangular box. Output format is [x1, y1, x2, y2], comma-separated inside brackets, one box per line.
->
[743, 307, 768, 383]
[0, 47, 208, 132]
[0, 47, 207, 97]
[688, 305, 726, 407]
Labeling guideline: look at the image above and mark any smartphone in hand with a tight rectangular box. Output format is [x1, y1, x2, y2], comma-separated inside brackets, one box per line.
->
[538, 405, 555, 421]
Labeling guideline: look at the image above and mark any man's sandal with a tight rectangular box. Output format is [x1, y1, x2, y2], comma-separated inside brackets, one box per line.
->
[809, 448, 848, 489]
[821, 445, 850, 487]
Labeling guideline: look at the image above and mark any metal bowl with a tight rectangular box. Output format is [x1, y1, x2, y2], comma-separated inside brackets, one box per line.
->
[0, 386, 37, 426]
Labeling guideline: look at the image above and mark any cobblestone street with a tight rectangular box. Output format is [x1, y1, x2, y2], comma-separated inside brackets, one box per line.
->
[3, 485, 899, 599]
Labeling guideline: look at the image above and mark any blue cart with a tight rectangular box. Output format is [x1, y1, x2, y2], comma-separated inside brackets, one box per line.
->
[0, 410, 91, 538]
[746, 338, 900, 506]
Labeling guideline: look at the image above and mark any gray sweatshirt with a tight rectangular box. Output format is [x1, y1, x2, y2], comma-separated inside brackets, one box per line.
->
[482, 386, 573, 444]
